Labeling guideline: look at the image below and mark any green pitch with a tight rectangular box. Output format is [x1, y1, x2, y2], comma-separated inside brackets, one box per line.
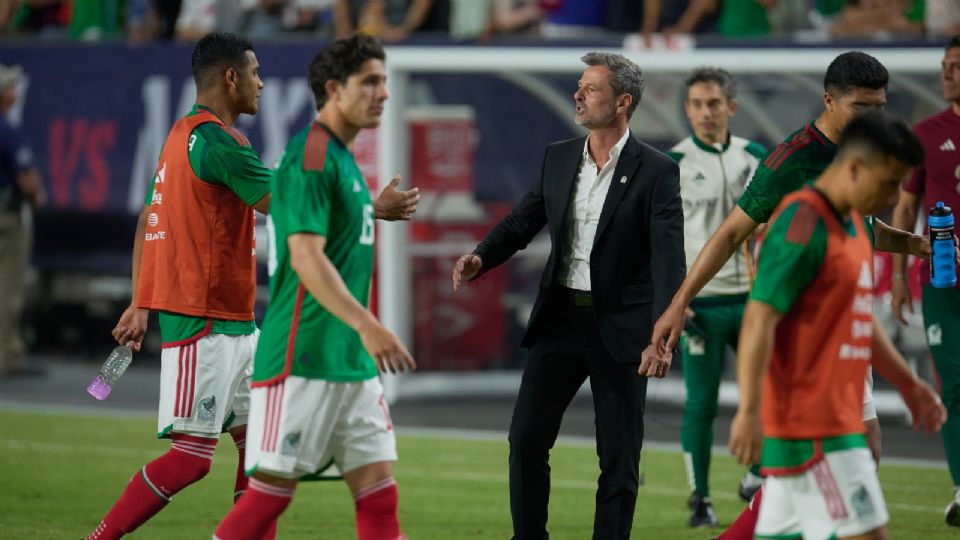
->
[0, 410, 953, 539]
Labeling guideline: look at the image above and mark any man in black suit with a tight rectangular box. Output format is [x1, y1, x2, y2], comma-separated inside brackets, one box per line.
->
[452, 52, 685, 540]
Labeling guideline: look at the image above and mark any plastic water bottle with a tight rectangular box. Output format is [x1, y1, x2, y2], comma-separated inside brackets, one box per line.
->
[87, 345, 133, 400]
[929, 201, 957, 289]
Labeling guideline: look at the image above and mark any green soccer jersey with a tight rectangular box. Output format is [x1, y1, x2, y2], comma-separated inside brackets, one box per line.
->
[738, 121, 875, 245]
[142, 104, 271, 343]
[738, 122, 837, 224]
[750, 189, 858, 314]
[254, 122, 377, 384]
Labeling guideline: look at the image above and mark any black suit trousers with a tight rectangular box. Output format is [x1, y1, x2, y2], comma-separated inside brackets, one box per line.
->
[509, 286, 648, 540]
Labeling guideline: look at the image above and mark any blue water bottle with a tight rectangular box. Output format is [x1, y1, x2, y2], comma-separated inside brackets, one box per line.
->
[929, 201, 957, 289]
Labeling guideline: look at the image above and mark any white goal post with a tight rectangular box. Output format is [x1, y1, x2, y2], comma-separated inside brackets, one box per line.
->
[376, 46, 944, 409]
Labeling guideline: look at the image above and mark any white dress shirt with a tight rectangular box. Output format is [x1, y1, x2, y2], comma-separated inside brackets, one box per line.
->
[557, 129, 631, 291]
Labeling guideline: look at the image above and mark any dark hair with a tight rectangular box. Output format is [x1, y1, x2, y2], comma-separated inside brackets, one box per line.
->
[837, 110, 924, 167]
[948, 36, 960, 51]
[581, 52, 644, 118]
[685, 67, 737, 101]
[823, 51, 888, 96]
[309, 34, 386, 111]
[191, 33, 254, 89]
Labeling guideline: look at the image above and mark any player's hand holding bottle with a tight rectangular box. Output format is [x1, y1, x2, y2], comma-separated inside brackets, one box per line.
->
[359, 319, 416, 374]
[111, 304, 149, 352]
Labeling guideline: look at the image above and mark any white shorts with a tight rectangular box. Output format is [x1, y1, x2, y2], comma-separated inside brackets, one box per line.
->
[862, 368, 876, 421]
[756, 448, 888, 540]
[245, 376, 397, 479]
[157, 331, 258, 437]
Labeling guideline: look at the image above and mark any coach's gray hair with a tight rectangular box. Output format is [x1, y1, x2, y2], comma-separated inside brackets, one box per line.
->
[581, 52, 644, 118]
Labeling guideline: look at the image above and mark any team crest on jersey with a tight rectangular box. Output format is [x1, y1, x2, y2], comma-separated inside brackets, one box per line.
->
[353, 179, 362, 192]
[281, 431, 302, 456]
[197, 396, 216, 422]
[857, 261, 872, 289]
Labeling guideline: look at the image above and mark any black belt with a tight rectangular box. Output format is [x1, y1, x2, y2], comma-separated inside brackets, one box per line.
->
[558, 286, 594, 308]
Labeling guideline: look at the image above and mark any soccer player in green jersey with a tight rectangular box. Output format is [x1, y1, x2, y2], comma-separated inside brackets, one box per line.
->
[729, 110, 944, 540]
[213, 34, 415, 540]
[644, 52, 931, 540]
[85, 33, 272, 540]
[90, 33, 418, 540]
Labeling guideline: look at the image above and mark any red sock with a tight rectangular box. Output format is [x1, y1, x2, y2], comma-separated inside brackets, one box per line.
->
[717, 482, 764, 540]
[259, 519, 279, 540]
[354, 477, 404, 540]
[230, 429, 248, 502]
[214, 478, 294, 540]
[85, 434, 217, 540]
[227, 430, 278, 538]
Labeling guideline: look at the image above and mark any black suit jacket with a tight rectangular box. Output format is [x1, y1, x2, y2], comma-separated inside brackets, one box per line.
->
[474, 134, 685, 364]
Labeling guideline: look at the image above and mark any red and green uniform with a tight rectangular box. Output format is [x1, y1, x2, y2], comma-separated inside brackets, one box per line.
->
[903, 107, 960, 487]
[253, 123, 376, 386]
[740, 123, 837, 224]
[138, 104, 271, 346]
[751, 187, 874, 472]
[740, 120, 875, 245]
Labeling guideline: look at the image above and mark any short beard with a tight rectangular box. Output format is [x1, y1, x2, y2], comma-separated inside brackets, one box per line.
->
[576, 103, 617, 129]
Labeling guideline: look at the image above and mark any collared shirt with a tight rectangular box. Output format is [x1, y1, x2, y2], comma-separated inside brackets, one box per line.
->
[557, 128, 630, 291]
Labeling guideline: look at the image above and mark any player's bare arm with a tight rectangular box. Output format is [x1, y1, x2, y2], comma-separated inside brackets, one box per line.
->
[651, 205, 759, 359]
[251, 193, 271, 214]
[112, 205, 150, 352]
[870, 318, 946, 434]
[451, 253, 482, 291]
[374, 175, 420, 221]
[889, 190, 922, 324]
[729, 300, 781, 466]
[288, 232, 415, 374]
[872, 217, 928, 258]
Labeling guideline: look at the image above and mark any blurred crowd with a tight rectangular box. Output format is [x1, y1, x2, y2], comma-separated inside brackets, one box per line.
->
[0, 0, 956, 44]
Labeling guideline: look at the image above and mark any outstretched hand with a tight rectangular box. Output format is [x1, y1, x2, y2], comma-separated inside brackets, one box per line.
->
[452, 254, 483, 291]
[374, 175, 420, 221]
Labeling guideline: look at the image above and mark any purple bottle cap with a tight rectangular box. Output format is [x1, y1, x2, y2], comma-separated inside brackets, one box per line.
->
[87, 376, 112, 400]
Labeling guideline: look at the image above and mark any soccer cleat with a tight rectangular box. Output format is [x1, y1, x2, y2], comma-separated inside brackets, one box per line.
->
[688, 492, 719, 528]
[738, 471, 764, 502]
[946, 496, 960, 527]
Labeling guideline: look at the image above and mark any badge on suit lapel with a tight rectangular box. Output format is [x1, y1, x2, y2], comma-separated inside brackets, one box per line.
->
[619, 176, 627, 184]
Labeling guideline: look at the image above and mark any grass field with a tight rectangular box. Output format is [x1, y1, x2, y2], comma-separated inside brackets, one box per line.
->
[0, 409, 954, 539]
